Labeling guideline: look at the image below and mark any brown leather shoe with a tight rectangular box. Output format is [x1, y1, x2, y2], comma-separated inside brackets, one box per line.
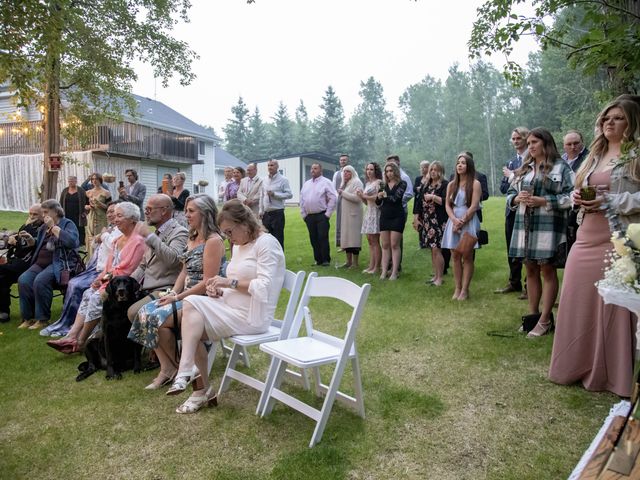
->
[18, 320, 34, 329]
[29, 320, 49, 330]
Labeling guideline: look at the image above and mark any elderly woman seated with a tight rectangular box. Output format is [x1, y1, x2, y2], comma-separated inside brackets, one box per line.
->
[47, 201, 145, 354]
[165, 199, 286, 413]
[43, 201, 122, 338]
[18, 200, 80, 330]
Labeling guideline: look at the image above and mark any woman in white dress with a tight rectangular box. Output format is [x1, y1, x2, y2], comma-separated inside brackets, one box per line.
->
[166, 199, 286, 413]
[358, 162, 382, 274]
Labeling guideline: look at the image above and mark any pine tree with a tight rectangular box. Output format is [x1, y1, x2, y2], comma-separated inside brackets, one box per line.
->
[223, 97, 250, 160]
[245, 107, 270, 160]
[293, 100, 312, 152]
[270, 102, 294, 156]
[313, 86, 347, 157]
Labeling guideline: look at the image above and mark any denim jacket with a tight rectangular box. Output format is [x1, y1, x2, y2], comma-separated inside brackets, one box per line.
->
[608, 163, 640, 227]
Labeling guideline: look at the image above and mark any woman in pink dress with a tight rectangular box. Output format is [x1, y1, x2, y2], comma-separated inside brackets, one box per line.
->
[549, 98, 640, 397]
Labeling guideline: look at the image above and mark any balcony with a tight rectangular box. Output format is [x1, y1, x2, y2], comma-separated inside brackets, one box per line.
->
[0, 120, 198, 163]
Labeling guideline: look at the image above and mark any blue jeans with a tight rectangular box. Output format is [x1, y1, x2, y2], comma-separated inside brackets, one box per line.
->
[18, 264, 56, 322]
[45, 267, 99, 336]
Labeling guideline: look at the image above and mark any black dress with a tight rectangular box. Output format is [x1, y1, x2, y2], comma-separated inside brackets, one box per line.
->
[376, 181, 407, 233]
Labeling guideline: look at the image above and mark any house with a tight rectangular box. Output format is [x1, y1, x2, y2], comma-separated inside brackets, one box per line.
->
[0, 86, 222, 211]
[192, 146, 247, 201]
[253, 152, 338, 204]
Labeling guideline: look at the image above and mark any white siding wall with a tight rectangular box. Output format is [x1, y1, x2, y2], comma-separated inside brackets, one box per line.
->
[191, 141, 216, 197]
[140, 161, 193, 208]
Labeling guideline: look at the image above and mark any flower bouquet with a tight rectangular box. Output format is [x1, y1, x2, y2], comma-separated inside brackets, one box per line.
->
[597, 223, 640, 406]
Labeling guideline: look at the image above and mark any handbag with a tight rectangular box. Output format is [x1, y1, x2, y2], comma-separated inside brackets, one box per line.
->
[59, 249, 85, 288]
[478, 229, 489, 245]
[453, 231, 477, 256]
[521, 313, 541, 333]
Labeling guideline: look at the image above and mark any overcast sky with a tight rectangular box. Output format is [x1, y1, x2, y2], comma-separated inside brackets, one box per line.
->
[132, 0, 537, 135]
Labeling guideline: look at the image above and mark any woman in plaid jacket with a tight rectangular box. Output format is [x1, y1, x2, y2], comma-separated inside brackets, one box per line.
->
[506, 128, 574, 338]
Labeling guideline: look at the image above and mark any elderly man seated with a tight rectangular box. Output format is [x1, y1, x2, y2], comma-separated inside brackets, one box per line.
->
[0, 204, 44, 322]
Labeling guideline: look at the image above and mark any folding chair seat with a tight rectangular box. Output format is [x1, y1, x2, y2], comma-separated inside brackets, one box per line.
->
[217, 270, 307, 413]
[259, 275, 370, 447]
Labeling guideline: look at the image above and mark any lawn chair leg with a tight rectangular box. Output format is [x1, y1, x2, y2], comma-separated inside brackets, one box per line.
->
[312, 366, 322, 397]
[217, 343, 243, 396]
[309, 358, 351, 447]
[206, 341, 218, 375]
[351, 356, 365, 418]
[259, 358, 288, 417]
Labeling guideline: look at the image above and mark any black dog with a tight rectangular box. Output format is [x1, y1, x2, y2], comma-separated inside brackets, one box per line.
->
[77, 276, 143, 381]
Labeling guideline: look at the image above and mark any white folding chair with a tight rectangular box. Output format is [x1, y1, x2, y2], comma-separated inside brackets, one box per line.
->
[206, 339, 250, 375]
[259, 275, 370, 447]
[217, 270, 308, 412]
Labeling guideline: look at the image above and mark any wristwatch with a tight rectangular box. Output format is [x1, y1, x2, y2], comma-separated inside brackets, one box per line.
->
[230, 279, 238, 289]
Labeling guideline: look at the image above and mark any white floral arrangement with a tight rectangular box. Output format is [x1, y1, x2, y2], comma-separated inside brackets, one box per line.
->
[598, 224, 640, 293]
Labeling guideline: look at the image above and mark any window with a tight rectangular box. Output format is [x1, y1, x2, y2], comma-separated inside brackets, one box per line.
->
[198, 141, 205, 156]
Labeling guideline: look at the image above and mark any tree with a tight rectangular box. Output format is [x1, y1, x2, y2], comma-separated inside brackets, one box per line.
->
[223, 97, 251, 160]
[313, 86, 347, 158]
[348, 76, 396, 172]
[245, 107, 270, 160]
[292, 100, 312, 152]
[0, 0, 197, 198]
[469, 0, 640, 92]
[270, 102, 294, 156]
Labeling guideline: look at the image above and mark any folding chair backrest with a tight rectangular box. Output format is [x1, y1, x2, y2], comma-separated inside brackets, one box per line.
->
[273, 270, 307, 338]
[288, 274, 370, 342]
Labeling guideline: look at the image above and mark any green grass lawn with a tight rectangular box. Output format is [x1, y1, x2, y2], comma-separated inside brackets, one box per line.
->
[0, 199, 617, 479]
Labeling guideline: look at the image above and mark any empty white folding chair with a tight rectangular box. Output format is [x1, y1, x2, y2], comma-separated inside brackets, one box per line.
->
[217, 270, 308, 412]
[259, 275, 370, 447]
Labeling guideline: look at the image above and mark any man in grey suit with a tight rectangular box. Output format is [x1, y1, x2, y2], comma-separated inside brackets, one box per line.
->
[237, 163, 263, 216]
[119, 169, 147, 217]
[126, 194, 188, 321]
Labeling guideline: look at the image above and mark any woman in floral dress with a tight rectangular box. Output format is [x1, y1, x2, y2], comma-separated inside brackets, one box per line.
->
[414, 161, 448, 286]
[358, 162, 382, 274]
[84, 173, 111, 257]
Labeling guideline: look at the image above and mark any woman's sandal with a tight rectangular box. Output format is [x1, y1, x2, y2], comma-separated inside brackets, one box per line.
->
[175, 386, 218, 414]
[145, 370, 177, 390]
[166, 367, 199, 396]
[527, 320, 553, 338]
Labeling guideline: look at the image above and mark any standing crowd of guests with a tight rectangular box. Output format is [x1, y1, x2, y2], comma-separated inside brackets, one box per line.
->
[3, 95, 640, 410]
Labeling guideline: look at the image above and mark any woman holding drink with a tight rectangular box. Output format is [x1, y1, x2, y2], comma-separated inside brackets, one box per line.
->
[549, 99, 640, 397]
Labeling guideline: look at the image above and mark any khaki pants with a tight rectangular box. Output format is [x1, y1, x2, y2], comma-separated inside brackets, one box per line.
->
[127, 290, 165, 322]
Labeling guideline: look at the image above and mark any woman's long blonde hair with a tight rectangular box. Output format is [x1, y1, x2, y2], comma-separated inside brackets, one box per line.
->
[575, 99, 640, 186]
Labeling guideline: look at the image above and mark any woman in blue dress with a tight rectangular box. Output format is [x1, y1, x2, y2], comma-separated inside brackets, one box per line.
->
[128, 194, 225, 390]
[442, 153, 482, 301]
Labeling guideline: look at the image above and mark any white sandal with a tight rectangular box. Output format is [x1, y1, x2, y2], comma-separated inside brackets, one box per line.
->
[166, 366, 199, 396]
[176, 386, 217, 414]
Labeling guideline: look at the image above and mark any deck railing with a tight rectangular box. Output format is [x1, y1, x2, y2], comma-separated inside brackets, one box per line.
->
[0, 120, 197, 162]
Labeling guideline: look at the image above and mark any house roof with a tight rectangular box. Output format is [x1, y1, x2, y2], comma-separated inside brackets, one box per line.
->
[214, 146, 248, 169]
[252, 151, 338, 165]
[127, 94, 219, 142]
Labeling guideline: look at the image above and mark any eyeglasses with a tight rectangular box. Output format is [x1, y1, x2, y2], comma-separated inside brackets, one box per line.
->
[222, 224, 239, 238]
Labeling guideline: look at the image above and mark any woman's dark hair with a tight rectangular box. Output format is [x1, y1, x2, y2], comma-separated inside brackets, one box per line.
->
[367, 162, 382, 180]
[448, 153, 476, 208]
[383, 161, 401, 183]
[218, 199, 264, 240]
[90, 172, 103, 184]
[516, 127, 561, 181]
[233, 167, 246, 180]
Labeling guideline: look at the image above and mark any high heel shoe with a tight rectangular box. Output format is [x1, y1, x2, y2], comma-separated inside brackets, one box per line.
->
[145, 370, 177, 390]
[527, 319, 553, 338]
[166, 366, 199, 396]
[175, 386, 218, 414]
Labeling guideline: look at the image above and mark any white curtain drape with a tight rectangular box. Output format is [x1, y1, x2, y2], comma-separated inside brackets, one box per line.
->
[0, 151, 140, 212]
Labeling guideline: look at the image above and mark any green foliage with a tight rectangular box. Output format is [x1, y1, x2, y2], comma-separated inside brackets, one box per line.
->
[469, 0, 640, 92]
[223, 96, 251, 161]
[313, 85, 348, 158]
[0, 0, 197, 125]
[270, 102, 295, 157]
[245, 107, 271, 160]
[292, 100, 313, 152]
